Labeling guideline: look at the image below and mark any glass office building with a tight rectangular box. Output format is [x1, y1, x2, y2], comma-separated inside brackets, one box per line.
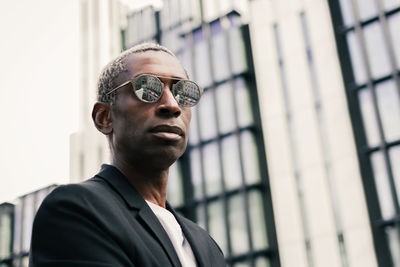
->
[0, 1, 393, 267]
[0, 203, 13, 267]
[328, 0, 400, 266]
[0, 186, 56, 267]
[248, 0, 399, 266]
[123, 2, 280, 266]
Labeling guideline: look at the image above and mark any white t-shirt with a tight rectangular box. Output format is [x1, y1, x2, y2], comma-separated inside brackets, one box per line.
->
[146, 201, 197, 267]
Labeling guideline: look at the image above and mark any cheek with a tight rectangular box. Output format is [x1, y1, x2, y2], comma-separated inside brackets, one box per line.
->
[185, 108, 192, 121]
[112, 111, 140, 138]
[183, 109, 192, 129]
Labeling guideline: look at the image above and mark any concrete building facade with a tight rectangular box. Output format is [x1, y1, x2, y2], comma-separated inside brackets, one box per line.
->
[1, 0, 398, 267]
[69, 0, 400, 266]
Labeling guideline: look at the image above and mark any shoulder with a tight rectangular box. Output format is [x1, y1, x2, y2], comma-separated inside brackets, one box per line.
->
[32, 178, 123, 250]
[30, 178, 133, 266]
[49, 177, 108, 196]
[35, 177, 119, 224]
[41, 178, 110, 206]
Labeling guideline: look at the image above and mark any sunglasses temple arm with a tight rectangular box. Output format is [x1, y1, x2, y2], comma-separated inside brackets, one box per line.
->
[106, 81, 131, 96]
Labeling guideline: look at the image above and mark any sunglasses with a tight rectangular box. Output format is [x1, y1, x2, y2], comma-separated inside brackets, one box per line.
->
[106, 74, 203, 107]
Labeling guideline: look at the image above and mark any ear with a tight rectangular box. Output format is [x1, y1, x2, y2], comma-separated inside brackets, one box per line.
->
[92, 102, 113, 135]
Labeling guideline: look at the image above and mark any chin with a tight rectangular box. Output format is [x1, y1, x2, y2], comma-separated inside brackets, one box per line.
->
[157, 148, 184, 165]
[122, 140, 187, 169]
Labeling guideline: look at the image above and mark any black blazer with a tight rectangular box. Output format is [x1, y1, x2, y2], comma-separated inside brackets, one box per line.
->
[29, 164, 226, 267]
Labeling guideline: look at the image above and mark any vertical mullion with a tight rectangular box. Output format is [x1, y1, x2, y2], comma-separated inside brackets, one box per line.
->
[0, 204, 14, 267]
[273, 23, 315, 267]
[188, 30, 210, 231]
[326, 1, 394, 266]
[155, 10, 161, 44]
[179, 23, 197, 220]
[199, 0, 205, 22]
[203, 22, 233, 260]
[375, 0, 400, 99]
[223, 15, 255, 267]
[299, 11, 350, 267]
[198, 137, 209, 232]
[8, 205, 15, 267]
[349, 0, 400, 218]
[10, 204, 14, 267]
[18, 199, 24, 267]
[241, 23, 281, 267]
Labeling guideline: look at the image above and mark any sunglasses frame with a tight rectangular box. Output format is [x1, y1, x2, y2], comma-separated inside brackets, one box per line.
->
[106, 74, 203, 107]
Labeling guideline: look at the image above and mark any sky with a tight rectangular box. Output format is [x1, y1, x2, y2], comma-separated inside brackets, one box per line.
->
[0, 0, 80, 203]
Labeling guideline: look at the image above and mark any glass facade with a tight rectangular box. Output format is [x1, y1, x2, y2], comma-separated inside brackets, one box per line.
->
[0, 186, 56, 267]
[0, 203, 13, 267]
[123, 1, 279, 266]
[328, 0, 400, 266]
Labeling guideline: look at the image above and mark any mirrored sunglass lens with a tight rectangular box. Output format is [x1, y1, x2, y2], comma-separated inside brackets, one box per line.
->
[172, 81, 201, 107]
[133, 75, 163, 102]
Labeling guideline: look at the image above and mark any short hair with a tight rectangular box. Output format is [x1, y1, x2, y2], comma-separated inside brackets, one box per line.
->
[97, 42, 177, 103]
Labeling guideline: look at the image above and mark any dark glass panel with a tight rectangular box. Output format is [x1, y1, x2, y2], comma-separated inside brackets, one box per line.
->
[198, 89, 218, 140]
[363, 22, 392, 79]
[358, 88, 381, 146]
[375, 80, 400, 142]
[190, 148, 204, 199]
[228, 193, 249, 254]
[387, 12, 400, 69]
[241, 131, 261, 184]
[356, 0, 378, 21]
[222, 134, 242, 190]
[385, 226, 400, 267]
[208, 200, 227, 254]
[167, 161, 184, 206]
[249, 191, 269, 250]
[22, 194, 35, 252]
[383, 0, 400, 10]
[229, 26, 248, 74]
[216, 82, 236, 134]
[203, 141, 222, 196]
[211, 24, 230, 81]
[338, 0, 355, 26]
[371, 151, 396, 219]
[389, 146, 400, 208]
[235, 78, 254, 128]
[188, 105, 200, 146]
[194, 29, 213, 87]
[346, 31, 368, 84]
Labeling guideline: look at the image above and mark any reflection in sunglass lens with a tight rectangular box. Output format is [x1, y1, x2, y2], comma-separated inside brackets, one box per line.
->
[133, 75, 163, 103]
[172, 81, 201, 107]
[131, 74, 201, 106]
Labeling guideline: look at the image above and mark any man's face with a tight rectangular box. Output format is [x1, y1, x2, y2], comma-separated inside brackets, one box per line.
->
[110, 51, 192, 170]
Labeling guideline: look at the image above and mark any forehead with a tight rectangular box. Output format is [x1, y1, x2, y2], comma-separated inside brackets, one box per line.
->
[125, 51, 187, 79]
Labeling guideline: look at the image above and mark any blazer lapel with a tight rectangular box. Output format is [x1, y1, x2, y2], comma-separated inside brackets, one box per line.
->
[167, 203, 210, 267]
[137, 207, 182, 267]
[96, 164, 182, 267]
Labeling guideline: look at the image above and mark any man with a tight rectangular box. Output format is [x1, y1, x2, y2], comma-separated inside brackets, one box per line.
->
[29, 43, 226, 267]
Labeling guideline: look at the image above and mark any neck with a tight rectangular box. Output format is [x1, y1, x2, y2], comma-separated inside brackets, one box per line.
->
[113, 157, 169, 208]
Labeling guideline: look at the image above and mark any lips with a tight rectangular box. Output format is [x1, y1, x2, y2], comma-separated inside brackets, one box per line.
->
[149, 125, 184, 141]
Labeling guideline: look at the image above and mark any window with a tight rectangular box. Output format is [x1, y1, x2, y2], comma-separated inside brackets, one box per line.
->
[0, 203, 13, 266]
[176, 13, 278, 267]
[0, 186, 56, 266]
[125, 6, 159, 48]
[123, 5, 280, 266]
[328, 0, 400, 266]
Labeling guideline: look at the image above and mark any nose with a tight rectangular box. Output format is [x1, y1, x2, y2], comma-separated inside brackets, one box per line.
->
[155, 86, 181, 117]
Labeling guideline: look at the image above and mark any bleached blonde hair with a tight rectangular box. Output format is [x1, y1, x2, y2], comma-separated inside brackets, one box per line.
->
[97, 42, 177, 103]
